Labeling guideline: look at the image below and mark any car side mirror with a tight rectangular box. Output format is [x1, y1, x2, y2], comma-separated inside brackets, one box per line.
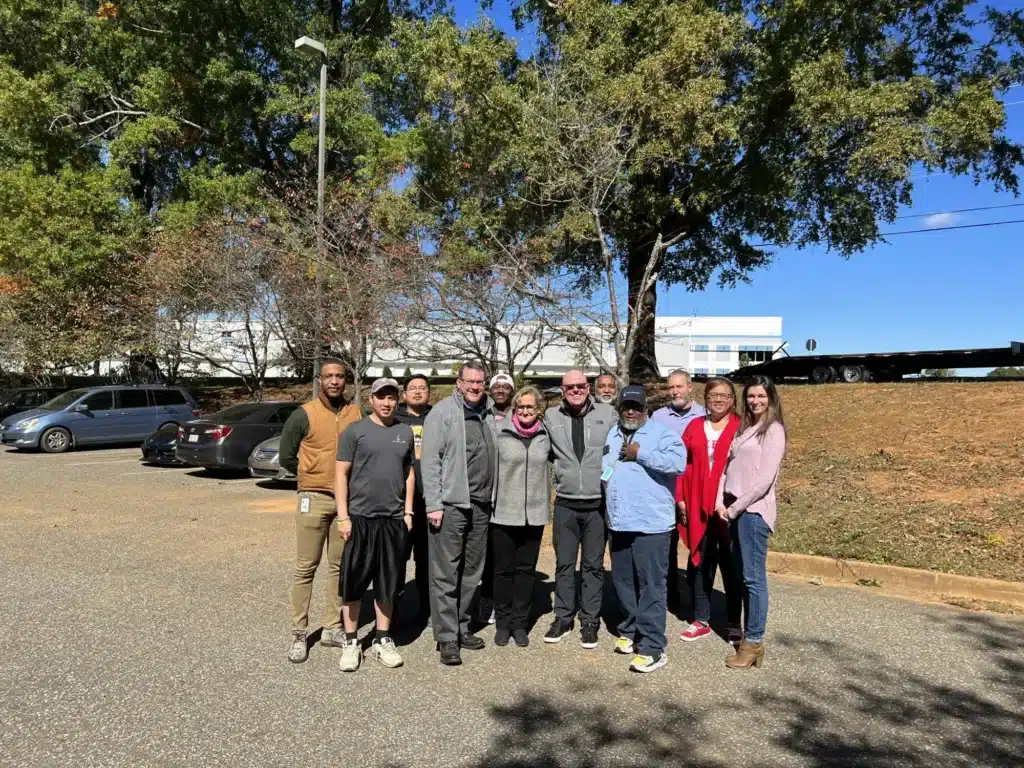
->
[74, 403, 89, 413]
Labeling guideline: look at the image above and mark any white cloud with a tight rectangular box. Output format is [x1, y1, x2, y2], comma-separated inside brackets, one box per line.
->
[922, 212, 960, 228]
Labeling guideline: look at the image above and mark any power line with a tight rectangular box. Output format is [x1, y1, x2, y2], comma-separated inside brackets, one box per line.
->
[896, 202, 1024, 219]
[752, 217, 1024, 248]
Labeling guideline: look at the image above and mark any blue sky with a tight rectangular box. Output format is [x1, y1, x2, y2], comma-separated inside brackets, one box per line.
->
[453, 1, 1024, 356]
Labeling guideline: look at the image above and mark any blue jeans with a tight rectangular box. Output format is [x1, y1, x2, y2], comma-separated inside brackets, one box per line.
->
[729, 512, 771, 643]
[610, 530, 671, 656]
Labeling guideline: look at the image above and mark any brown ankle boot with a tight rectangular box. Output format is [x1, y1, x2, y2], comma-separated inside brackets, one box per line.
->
[726, 639, 765, 669]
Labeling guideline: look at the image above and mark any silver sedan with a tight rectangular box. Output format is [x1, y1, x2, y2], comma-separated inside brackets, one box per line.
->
[247, 436, 296, 482]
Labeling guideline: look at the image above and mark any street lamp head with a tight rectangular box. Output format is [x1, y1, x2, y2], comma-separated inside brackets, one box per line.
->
[294, 36, 327, 58]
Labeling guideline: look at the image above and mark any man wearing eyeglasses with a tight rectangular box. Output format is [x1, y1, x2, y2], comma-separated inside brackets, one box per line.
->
[279, 358, 363, 663]
[421, 361, 499, 666]
[395, 375, 433, 623]
[650, 368, 706, 608]
[542, 369, 616, 649]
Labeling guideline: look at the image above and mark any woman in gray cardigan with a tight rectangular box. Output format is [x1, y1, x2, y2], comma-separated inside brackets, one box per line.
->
[491, 386, 550, 648]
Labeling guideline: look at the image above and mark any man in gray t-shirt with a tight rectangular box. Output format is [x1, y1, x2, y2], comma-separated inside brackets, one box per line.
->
[334, 378, 415, 672]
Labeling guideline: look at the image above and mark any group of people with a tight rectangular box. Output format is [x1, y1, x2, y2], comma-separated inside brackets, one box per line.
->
[279, 359, 786, 675]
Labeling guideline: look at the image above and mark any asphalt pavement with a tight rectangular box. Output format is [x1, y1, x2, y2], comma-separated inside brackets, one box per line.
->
[1, 445, 1021, 767]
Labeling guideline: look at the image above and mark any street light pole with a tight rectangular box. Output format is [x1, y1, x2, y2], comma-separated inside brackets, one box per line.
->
[295, 36, 328, 399]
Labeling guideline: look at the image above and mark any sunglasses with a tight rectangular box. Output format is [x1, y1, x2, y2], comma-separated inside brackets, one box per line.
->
[562, 383, 588, 392]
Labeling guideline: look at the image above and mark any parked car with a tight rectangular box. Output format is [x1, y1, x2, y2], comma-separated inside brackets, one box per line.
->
[0, 387, 65, 422]
[140, 423, 187, 466]
[0, 385, 200, 453]
[175, 401, 301, 472]
[248, 435, 296, 482]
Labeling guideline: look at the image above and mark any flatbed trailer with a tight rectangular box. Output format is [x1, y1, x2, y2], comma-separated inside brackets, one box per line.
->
[731, 342, 1024, 384]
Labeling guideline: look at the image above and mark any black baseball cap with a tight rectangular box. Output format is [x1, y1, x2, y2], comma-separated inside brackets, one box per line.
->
[618, 385, 647, 408]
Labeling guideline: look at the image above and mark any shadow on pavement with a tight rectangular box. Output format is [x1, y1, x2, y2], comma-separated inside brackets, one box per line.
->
[185, 468, 253, 481]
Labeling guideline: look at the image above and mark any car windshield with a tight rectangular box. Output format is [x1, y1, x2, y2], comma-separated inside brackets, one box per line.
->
[39, 389, 90, 410]
[211, 404, 267, 422]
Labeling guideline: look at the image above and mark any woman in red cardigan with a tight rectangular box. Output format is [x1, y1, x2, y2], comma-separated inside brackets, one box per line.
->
[676, 377, 742, 645]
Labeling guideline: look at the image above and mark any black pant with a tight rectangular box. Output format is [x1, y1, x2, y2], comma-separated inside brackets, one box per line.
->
[553, 500, 606, 626]
[668, 525, 681, 608]
[400, 496, 430, 615]
[480, 529, 494, 601]
[490, 524, 543, 631]
[428, 501, 490, 643]
[610, 530, 671, 656]
[688, 521, 741, 627]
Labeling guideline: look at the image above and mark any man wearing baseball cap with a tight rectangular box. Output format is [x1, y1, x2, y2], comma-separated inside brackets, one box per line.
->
[334, 378, 415, 672]
[603, 384, 686, 673]
[489, 373, 515, 423]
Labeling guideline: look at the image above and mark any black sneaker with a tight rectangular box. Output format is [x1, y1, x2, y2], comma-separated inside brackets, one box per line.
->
[494, 628, 511, 647]
[459, 632, 485, 650]
[512, 629, 530, 647]
[580, 624, 599, 649]
[438, 640, 462, 666]
[543, 618, 573, 644]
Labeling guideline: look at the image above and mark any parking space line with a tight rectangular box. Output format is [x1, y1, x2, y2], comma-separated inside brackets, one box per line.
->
[65, 459, 142, 467]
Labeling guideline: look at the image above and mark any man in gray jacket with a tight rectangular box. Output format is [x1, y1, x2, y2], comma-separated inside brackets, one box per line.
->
[421, 361, 498, 666]
[543, 369, 616, 649]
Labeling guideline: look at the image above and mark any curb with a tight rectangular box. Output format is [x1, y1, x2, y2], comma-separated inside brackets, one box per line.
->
[766, 551, 1024, 609]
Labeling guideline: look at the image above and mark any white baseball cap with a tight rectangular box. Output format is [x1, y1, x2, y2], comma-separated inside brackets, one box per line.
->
[489, 373, 514, 389]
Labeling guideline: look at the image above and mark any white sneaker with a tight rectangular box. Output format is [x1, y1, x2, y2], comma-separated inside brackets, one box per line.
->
[371, 637, 404, 668]
[338, 638, 362, 672]
[629, 653, 668, 673]
[613, 636, 634, 655]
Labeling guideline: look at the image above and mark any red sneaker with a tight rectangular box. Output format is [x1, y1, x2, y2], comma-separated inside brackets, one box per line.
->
[680, 622, 712, 642]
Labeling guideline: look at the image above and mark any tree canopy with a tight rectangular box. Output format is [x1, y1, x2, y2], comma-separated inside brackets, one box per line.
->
[1, 0, 1022, 383]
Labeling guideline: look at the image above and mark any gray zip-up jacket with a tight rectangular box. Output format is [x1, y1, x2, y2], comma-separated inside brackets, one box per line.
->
[492, 422, 551, 527]
[421, 391, 498, 512]
[544, 397, 616, 500]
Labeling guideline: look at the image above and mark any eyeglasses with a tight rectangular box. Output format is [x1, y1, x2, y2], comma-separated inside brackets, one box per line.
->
[515, 405, 537, 412]
[562, 383, 588, 392]
[458, 377, 485, 389]
[405, 385, 429, 393]
[706, 394, 733, 403]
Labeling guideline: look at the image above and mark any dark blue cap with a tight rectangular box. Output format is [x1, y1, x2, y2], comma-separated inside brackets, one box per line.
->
[618, 385, 647, 408]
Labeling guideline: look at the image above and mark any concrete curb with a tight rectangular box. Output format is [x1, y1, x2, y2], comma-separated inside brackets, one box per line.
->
[766, 551, 1024, 609]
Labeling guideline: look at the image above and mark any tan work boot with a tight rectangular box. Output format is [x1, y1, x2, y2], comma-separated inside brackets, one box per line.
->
[726, 639, 765, 670]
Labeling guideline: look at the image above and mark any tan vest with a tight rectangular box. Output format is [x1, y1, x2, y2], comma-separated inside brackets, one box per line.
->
[297, 398, 362, 494]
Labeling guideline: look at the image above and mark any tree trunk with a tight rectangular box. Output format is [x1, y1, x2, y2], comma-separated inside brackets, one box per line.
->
[626, 245, 662, 382]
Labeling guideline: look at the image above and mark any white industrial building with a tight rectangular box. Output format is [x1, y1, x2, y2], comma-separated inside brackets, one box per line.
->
[365, 315, 783, 378]
[86, 315, 783, 380]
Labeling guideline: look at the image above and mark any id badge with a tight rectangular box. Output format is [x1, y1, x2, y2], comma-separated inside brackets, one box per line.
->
[600, 466, 614, 482]
[300, 496, 311, 514]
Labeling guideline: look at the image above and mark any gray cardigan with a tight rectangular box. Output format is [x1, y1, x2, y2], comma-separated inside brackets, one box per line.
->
[491, 422, 551, 527]
[421, 391, 498, 512]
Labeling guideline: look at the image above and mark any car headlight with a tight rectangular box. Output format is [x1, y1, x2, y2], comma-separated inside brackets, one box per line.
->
[16, 418, 40, 431]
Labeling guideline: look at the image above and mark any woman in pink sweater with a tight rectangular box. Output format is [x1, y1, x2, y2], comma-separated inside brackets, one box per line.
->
[715, 375, 786, 670]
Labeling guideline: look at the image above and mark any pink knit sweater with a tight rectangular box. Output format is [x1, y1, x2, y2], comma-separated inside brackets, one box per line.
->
[716, 422, 786, 532]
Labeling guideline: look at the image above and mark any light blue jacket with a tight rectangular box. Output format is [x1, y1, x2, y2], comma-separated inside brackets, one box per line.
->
[602, 419, 687, 534]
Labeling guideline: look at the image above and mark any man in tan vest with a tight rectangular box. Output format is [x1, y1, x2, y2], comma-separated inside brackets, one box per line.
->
[279, 358, 362, 663]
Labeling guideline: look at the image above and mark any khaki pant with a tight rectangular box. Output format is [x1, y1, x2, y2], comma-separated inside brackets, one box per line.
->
[290, 492, 343, 633]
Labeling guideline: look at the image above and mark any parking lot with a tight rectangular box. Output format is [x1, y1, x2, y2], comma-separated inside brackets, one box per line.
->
[2, 445, 1023, 767]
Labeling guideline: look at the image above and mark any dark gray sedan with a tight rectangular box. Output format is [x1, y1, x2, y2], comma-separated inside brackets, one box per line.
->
[248, 435, 296, 482]
[176, 402, 301, 472]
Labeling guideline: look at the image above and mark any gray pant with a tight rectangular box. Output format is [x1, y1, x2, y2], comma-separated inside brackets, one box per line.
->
[429, 501, 491, 643]
[553, 500, 606, 626]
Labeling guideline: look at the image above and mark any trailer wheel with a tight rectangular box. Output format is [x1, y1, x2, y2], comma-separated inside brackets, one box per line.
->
[839, 365, 867, 383]
[810, 365, 836, 384]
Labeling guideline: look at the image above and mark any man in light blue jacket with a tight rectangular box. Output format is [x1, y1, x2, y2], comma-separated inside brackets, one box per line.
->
[602, 384, 686, 673]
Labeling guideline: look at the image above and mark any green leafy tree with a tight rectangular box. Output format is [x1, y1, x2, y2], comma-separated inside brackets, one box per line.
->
[987, 366, 1024, 377]
[501, 0, 1024, 378]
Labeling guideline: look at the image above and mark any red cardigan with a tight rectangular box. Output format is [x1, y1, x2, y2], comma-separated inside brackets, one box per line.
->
[675, 414, 741, 566]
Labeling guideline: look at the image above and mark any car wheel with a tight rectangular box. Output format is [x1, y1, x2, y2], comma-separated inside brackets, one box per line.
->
[40, 427, 72, 454]
[810, 365, 836, 384]
[158, 422, 178, 431]
[839, 365, 867, 383]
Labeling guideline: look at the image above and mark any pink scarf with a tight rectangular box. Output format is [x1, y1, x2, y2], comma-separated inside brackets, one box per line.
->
[512, 413, 542, 439]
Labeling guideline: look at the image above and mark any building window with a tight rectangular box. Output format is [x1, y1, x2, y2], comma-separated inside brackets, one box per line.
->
[715, 344, 731, 351]
[716, 368, 731, 375]
[738, 345, 772, 365]
[694, 368, 709, 375]
[691, 344, 710, 352]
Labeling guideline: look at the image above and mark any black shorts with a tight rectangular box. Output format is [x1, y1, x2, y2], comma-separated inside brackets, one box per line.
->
[341, 516, 408, 603]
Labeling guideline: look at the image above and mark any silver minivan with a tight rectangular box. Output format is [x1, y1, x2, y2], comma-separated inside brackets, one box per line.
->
[0, 385, 199, 453]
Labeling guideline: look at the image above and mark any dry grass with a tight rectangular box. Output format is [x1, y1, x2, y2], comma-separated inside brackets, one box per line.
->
[199, 379, 1024, 583]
